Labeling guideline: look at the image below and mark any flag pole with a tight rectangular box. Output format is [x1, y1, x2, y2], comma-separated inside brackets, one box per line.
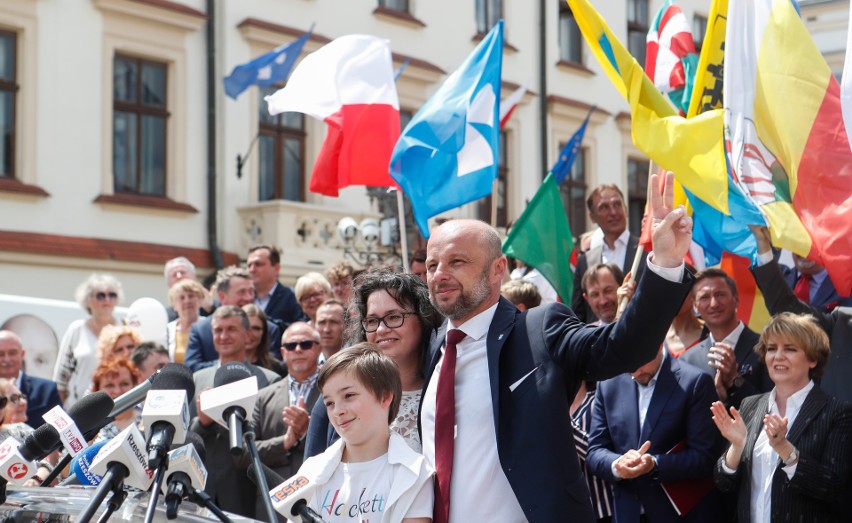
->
[490, 178, 499, 227]
[395, 188, 410, 271]
[619, 160, 655, 313]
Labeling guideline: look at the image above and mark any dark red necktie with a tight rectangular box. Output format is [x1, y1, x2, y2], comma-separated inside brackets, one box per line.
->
[794, 273, 812, 303]
[434, 329, 465, 523]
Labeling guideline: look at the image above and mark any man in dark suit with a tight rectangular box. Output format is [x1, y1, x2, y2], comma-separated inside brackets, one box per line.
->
[420, 173, 695, 523]
[681, 268, 772, 408]
[572, 184, 647, 323]
[247, 245, 307, 332]
[588, 347, 721, 522]
[751, 226, 852, 403]
[779, 253, 852, 312]
[185, 266, 281, 372]
[0, 330, 61, 424]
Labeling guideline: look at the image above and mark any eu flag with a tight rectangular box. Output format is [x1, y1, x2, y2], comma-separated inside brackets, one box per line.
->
[390, 21, 503, 237]
[224, 31, 311, 100]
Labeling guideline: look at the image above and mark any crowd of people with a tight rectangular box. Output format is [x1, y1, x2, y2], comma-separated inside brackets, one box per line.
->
[2, 174, 851, 522]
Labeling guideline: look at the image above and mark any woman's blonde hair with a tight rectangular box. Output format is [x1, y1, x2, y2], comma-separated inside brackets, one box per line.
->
[755, 312, 830, 380]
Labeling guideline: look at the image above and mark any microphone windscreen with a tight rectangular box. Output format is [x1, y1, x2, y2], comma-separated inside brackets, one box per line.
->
[213, 361, 254, 388]
[152, 363, 196, 399]
[67, 391, 115, 433]
[20, 425, 60, 461]
[177, 431, 207, 463]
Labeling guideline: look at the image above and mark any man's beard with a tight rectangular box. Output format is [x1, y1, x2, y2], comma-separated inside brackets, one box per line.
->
[430, 265, 492, 321]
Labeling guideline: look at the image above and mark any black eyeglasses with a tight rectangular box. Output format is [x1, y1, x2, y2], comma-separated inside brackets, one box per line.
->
[0, 397, 7, 410]
[95, 292, 118, 301]
[283, 340, 318, 351]
[361, 312, 416, 333]
[8, 394, 25, 404]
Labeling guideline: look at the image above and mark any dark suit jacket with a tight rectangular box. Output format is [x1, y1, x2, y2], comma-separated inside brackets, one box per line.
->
[714, 387, 852, 522]
[753, 259, 852, 404]
[184, 316, 282, 372]
[421, 268, 694, 523]
[263, 283, 307, 333]
[679, 325, 773, 409]
[572, 234, 646, 323]
[20, 372, 61, 424]
[781, 266, 852, 312]
[588, 354, 721, 522]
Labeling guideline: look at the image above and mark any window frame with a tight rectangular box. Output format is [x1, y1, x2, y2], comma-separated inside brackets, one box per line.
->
[475, 0, 503, 35]
[257, 86, 306, 202]
[558, 145, 587, 235]
[558, 3, 583, 65]
[378, 0, 410, 13]
[112, 53, 170, 197]
[627, 0, 649, 68]
[0, 29, 17, 180]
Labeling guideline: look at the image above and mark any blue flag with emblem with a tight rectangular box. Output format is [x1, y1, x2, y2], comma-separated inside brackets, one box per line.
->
[223, 30, 312, 100]
[390, 21, 503, 237]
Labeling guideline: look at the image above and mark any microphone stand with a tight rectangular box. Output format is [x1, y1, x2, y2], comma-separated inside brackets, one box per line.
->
[96, 479, 128, 523]
[243, 425, 276, 523]
[292, 500, 326, 523]
[187, 488, 235, 523]
[78, 464, 128, 523]
[41, 452, 73, 486]
[144, 456, 169, 523]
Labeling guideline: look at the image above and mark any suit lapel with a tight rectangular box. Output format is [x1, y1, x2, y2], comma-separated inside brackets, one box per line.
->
[744, 394, 770, 460]
[486, 298, 517, 426]
[812, 277, 837, 308]
[786, 386, 828, 444]
[621, 377, 641, 447]
[639, 355, 675, 443]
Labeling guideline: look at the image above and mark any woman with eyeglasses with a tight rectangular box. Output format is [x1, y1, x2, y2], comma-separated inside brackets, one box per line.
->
[0, 378, 30, 438]
[242, 304, 287, 377]
[96, 324, 143, 364]
[53, 273, 124, 409]
[91, 358, 142, 443]
[306, 268, 442, 456]
[295, 272, 333, 328]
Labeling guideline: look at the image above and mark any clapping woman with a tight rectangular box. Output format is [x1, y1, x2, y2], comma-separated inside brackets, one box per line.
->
[712, 313, 852, 522]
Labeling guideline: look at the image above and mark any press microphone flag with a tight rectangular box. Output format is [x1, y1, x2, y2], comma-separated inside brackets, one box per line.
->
[42, 405, 87, 457]
[88, 424, 155, 491]
[199, 375, 258, 430]
[269, 472, 323, 523]
[0, 427, 60, 486]
[68, 440, 109, 486]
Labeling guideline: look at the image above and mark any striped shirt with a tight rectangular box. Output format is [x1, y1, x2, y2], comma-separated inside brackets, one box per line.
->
[572, 389, 614, 519]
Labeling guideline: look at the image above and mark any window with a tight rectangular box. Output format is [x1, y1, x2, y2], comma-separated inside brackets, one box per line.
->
[113, 54, 168, 196]
[379, 0, 409, 12]
[693, 14, 708, 52]
[258, 86, 305, 202]
[559, 147, 587, 234]
[627, 157, 649, 237]
[477, 130, 508, 227]
[558, 4, 583, 64]
[0, 31, 16, 179]
[476, 0, 503, 34]
[627, 0, 649, 67]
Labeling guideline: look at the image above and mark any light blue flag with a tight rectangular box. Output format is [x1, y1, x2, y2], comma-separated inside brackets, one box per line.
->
[390, 21, 504, 237]
[551, 106, 594, 184]
[224, 30, 311, 100]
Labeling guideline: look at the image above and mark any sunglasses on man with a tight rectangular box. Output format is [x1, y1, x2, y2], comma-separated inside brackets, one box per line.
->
[282, 340, 319, 351]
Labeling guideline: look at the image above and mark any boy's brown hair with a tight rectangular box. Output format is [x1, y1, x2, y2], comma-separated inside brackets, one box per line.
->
[318, 343, 402, 423]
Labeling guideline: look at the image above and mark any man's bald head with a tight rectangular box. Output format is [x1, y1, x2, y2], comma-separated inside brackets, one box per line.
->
[0, 331, 25, 379]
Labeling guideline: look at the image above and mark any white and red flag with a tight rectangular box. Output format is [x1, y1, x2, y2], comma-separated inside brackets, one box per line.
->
[265, 35, 400, 197]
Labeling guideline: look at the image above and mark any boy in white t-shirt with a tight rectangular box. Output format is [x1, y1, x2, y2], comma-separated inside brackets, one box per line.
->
[295, 343, 434, 523]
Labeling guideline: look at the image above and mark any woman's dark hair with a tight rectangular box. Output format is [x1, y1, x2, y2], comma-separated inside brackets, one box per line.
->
[345, 267, 443, 377]
[242, 303, 273, 370]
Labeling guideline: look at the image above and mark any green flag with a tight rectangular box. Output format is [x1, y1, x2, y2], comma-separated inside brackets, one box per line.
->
[502, 172, 574, 303]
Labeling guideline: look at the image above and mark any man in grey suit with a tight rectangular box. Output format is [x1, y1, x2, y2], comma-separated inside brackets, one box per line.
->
[252, 322, 321, 519]
[681, 269, 771, 408]
[572, 184, 646, 322]
[189, 306, 278, 519]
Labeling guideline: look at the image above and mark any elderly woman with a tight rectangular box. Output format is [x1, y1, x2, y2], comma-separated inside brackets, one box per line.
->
[306, 268, 442, 455]
[96, 324, 143, 364]
[243, 304, 287, 377]
[295, 272, 333, 328]
[53, 273, 124, 408]
[166, 278, 208, 363]
[712, 312, 852, 522]
[91, 358, 142, 443]
[0, 378, 31, 439]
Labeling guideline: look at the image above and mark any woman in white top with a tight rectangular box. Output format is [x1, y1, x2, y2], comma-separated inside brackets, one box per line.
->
[53, 273, 123, 408]
[306, 268, 442, 455]
[712, 313, 852, 522]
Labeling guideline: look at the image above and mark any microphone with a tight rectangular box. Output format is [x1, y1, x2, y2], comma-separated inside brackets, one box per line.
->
[164, 432, 207, 519]
[109, 364, 168, 418]
[143, 364, 194, 470]
[88, 424, 155, 491]
[66, 440, 109, 486]
[0, 424, 61, 485]
[267, 471, 324, 523]
[200, 362, 258, 455]
[41, 391, 115, 458]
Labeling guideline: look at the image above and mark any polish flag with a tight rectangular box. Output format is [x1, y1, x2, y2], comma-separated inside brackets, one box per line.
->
[499, 84, 527, 128]
[265, 35, 400, 197]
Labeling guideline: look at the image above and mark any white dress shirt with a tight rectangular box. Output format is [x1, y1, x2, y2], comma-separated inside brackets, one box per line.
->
[601, 229, 631, 270]
[721, 381, 812, 523]
[422, 254, 683, 521]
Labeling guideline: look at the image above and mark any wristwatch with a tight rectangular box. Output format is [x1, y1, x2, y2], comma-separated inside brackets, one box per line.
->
[783, 447, 799, 466]
[728, 375, 745, 393]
